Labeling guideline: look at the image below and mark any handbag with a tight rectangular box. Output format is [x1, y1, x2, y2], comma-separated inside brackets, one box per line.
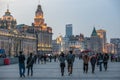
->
[26, 57, 34, 68]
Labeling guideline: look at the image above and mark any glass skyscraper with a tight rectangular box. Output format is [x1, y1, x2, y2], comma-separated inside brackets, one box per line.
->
[65, 24, 73, 37]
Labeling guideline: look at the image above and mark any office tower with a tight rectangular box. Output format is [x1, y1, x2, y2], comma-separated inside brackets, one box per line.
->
[65, 24, 73, 37]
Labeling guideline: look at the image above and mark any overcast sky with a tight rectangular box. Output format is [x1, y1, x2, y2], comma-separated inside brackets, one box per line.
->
[0, 0, 120, 42]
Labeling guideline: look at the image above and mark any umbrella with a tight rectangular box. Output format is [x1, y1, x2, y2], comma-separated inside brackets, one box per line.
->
[81, 49, 92, 53]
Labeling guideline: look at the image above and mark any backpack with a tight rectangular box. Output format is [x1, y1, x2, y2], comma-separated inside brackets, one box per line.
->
[67, 55, 73, 64]
[68, 59, 72, 64]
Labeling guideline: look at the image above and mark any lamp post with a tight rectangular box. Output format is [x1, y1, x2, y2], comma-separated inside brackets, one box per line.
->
[35, 30, 38, 55]
[8, 38, 11, 57]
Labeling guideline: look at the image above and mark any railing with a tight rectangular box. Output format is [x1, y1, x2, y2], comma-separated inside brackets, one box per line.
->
[0, 57, 18, 66]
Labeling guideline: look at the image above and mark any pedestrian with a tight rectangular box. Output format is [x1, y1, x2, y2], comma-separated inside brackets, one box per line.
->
[34, 54, 37, 64]
[54, 55, 57, 62]
[37, 54, 40, 64]
[90, 54, 97, 73]
[18, 51, 25, 78]
[103, 53, 109, 71]
[43, 54, 47, 64]
[49, 55, 52, 62]
[26, 53, 34, 76]
[66, 50, 75, 76]
[96, 53, 99, 67]
[82, 53, 89, 73]
[98, 53, 103, 71]
[59, 52, 66, 76]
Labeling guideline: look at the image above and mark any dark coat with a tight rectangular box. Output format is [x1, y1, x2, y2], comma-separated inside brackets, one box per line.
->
[27, 56, 34, 67]
[19, 54, 25, 64]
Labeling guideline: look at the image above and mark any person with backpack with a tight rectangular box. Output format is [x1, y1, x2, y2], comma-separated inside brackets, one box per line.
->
[66, 51, 75, 76]
[59, 52, 66, 76]
[26, 53, 34, 76]
[18, 51, 25, 78]
[82, 53, 89, 73]
[90, 54, 97, 73]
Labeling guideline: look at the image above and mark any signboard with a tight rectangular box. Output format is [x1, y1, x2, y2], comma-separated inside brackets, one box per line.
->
[0, 49, 5, 54]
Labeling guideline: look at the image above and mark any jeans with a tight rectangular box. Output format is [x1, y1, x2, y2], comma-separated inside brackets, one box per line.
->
[103, 62, 108, 71]
[83, 63, 88, 73]
[27, 65, 33, 76]
[91, 64, 95, 73]
[60, 63, 65, 76]
[19, 63, 25, 77]
[68, 63, 73, 74]
[99, 62, 102, 71]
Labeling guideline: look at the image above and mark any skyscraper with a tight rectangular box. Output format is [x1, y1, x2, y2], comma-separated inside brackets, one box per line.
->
[65, 24, 73, 37]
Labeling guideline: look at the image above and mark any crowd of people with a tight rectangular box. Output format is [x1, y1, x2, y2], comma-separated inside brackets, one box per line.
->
[18, 51, 110, 78]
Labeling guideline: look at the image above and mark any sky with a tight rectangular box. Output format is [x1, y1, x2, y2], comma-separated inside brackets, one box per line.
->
[0, 0, 120, 42]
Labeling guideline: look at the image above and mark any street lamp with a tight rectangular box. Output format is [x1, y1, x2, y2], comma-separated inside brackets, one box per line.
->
[35, 30, 38, 54]
[8, 37, 11, 57]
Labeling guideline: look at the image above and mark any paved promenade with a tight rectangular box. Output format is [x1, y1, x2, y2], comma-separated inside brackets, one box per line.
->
[0, 58, 120, 80]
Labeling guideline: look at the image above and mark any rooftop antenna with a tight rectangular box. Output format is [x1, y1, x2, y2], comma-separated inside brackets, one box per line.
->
[38, 0, 40, 4]
[7, 0, 10, 11]
[7, 3, 9, 9]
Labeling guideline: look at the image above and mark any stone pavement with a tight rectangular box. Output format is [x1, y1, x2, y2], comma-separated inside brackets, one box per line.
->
[0, 58, 120, 80]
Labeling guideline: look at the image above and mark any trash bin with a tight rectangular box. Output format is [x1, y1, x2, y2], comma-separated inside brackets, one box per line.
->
[4, 58, 10, 65]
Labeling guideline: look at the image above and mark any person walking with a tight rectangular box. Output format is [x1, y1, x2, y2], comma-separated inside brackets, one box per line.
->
[103, 53, 109, 71]
[66, 51, 75, 76]
[34, 54, 37, 64]
[90, 54, 97, 73]
[98, 53, 103, 71]
[82, 54, 89, 73]
[49, 55, 52, 62]
[43, 54, 47, 64]
[18, 51, 25, 78]
[37, 54, 40, 64]
[26, 53, 34, 76]
[59, 52, 66, 76]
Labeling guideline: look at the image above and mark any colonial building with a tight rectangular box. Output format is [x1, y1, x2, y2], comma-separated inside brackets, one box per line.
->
[32, 4, 52, 54]
[53, 34, 85, 54]
[97, 29, 107, 52]
[0, 8, 36, 57]
[110, 38, 120, 55]
[84, 27, 103, 53]
[90, 27, 102, 53]
[16, 4, 53, 55]
[0, 9, 16, 29]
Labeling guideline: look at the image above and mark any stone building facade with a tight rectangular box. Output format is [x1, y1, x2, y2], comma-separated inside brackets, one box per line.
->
[0, 8, 36, 57]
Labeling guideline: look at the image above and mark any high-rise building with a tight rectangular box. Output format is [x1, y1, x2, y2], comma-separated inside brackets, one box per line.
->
[65, 24, 73, 37]
[97, 29, 107, 52]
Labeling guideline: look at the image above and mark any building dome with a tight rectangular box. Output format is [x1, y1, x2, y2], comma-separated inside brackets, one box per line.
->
[0, 9, 17, 29]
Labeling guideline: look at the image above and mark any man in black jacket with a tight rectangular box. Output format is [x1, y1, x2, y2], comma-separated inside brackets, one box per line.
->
[26, 53, 34, 76]
[103, 54, 109, 71]
[18, 51, 25, 77]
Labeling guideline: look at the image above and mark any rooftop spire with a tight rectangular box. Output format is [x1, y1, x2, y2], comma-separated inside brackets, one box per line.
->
[91, 27, 98, 37]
